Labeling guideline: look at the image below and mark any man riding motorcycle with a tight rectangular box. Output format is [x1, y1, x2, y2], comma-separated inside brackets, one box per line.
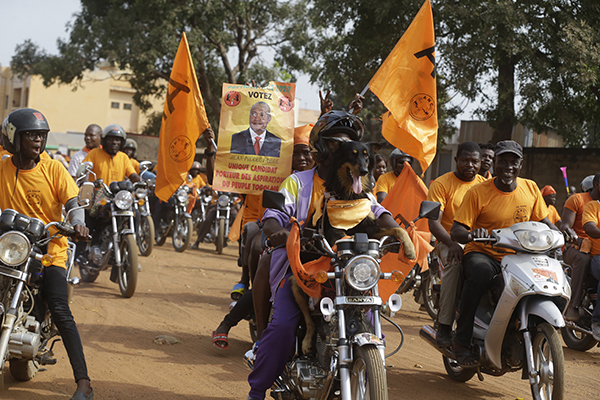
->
[581, 172, 600, 341]
[449, 140, 558, 366]
[0, 108, 93, 400]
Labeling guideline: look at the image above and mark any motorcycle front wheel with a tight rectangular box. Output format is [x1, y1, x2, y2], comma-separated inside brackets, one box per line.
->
[173, 216, 193, 252]
[118, 234, 139, 298]
[216, 218, 225, 255]
[138, 215, 155, 257]
[530, 323, 565, 400]
[79, 264, 99, 283]
[9, 359, 37, 382]
[560, 325, 597, 352]
[350, 345, 388, 400]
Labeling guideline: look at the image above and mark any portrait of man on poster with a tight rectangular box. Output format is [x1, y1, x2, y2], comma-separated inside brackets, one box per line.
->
[230, 101, 282, 157]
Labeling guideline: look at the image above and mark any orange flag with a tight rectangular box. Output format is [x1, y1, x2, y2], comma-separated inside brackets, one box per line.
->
[368, 0, 437, 172]
[378, 162, 432, 299]
[155, 32, 210, 202]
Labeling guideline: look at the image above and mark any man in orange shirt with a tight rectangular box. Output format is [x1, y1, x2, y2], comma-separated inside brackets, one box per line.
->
[122, 138, 140, 174]
[582, 173, 600, 340]
[450, 141, 556, 365]
[561, 174, 600, 320]
[541, 185, 561, 227]
[83, 124, 140, 184]
[426, 142, 486, 346]
[0, 109, 93, 400]
[374, 148, 413, 203]
[477, 142, 495, 179]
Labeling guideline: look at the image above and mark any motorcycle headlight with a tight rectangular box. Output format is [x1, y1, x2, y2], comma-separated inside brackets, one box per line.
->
[515, 229, 554, 251]
[114, 190, 134, 210]
[135, 188, 148, 199]
[0, 231, 31, 267]
[177, 189, 188, 203]
[345, 255, 380, 291]
[217, 195, 229, 208]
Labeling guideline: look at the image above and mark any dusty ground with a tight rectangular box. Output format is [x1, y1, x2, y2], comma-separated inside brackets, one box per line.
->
[3, 239, 600, 399]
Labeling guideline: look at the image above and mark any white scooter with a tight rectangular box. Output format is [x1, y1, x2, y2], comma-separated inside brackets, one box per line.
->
[420, 221, 570, 400]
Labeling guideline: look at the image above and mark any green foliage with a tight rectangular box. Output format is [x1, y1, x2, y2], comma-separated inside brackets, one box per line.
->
[11, 0, 305, 126]
[140, 112, 163, 137]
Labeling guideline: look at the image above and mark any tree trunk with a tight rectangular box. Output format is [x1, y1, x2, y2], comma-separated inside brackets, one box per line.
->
[491, 58, 516, 144]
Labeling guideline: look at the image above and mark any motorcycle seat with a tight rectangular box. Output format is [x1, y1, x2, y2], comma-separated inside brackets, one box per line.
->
[110, 180, 134, 193]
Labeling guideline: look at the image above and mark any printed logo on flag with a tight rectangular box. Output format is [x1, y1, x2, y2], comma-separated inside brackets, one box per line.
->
[409, 93, 435, 121]
[169, 135, 194, 163]
[278, 96, 293, 112]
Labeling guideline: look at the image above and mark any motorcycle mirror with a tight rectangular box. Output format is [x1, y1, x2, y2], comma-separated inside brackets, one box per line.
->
[187, 174, 193, 183]
[76, 161, 94, 178]
[139, 161, 152, 172]
[262, 190, 287, 214]
[418, 201, 441, 221]
[78, 182, 94, 209]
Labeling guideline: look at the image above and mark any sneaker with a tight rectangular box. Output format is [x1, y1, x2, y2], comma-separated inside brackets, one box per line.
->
[564, 306, 580, 322]
[592, 321, 600, 342]
[436, 324, 452, 347]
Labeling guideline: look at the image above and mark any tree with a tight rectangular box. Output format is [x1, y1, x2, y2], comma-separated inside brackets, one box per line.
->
[436, 0, 600, 144]
[11, 0, 305, 128]
[277, 0, 459, 144]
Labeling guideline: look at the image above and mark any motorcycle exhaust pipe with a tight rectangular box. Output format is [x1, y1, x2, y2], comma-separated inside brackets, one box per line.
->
[419, 325, 456, 360]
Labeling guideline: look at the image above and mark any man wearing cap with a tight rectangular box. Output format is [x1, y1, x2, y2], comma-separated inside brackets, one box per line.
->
[449, 140, 557, 365]
[561, 174, 600, 320]
[374, 148, 413, 203]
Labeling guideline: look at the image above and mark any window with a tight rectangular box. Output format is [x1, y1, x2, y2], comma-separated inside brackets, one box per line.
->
[111, 102, 120, 109]
[123, 103, 132, 110]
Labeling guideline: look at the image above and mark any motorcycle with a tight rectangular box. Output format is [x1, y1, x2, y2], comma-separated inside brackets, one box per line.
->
[213, 192, 235, 255]
[152, 182, 194, 253]
[191, 186, 212, 232]
[134, 161, 155, 257]
[75, 162, 139, 298]
[245, 191, 440, 400]
[420, 221, 570, 400]
[0, 183, 93, 389]
[560, 254, 599, 351]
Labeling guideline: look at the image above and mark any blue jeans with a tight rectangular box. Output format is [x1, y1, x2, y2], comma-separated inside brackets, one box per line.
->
[590, 255, 600, 323]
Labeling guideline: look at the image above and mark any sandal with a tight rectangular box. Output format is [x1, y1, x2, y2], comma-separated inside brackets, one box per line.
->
[212, 331, 229, 350]
[231, 283, 247, 301]
[453, 342, 479, 367]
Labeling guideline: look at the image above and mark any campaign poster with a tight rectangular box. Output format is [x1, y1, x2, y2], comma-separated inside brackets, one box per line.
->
[213, 82, 296, 194]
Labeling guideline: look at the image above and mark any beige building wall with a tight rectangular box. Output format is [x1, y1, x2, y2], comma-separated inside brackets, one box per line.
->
[1, 65, 162, 135]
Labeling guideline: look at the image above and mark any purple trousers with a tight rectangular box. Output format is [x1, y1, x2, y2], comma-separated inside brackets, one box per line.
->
[248, 273, 301, 399]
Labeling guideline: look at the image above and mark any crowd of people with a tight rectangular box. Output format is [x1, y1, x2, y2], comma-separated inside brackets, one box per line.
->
[1, 92, 600, 400]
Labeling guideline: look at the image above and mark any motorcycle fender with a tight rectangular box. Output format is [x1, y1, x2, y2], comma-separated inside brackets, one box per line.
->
[184, 212, 192, 219]
[519, 297, 565, 329]
[121, 229, 135, 236]
[140, 211, 150, 218]
[352, 332, 383, 347]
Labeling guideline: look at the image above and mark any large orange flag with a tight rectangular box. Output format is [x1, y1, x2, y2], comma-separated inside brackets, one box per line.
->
[155, 32, 210, 202]
[378, 162, 432, 299]
[368, 0, 437, 172]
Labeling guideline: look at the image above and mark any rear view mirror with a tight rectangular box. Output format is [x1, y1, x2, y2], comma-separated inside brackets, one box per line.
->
[187, 174, 193, 183]
[140, 161, 152, 172]
[262, 190, 286, 213]
[76, 161, 94, 179]
[78, 182, 94, 209]
[418, 201, 441, 220]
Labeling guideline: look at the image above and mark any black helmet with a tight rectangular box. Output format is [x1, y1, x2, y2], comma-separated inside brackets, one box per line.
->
[101, 124, 127, 150]
[123, 138, 138, 158]
[310, 111, 364, 161]
[1, 108, 50, 155]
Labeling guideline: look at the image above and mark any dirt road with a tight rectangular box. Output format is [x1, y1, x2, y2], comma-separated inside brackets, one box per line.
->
[3, 241, 599, 399]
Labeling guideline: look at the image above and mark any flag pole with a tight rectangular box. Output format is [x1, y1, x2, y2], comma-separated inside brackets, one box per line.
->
[349, 84, 370, 114]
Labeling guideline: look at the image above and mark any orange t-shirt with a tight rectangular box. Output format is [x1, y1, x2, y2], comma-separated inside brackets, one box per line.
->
[373, 171, 397, 196]
[547, 204, 561, 225]
[454, 177, 549, 261]
[242, 194, 265, 227]
[83, 148, 135, 184]
[0, 157, 79, 268]
[129, 158, 141, 175]
[426, 171, 486, 233]
[563, 192, 593, 239]
[582, 200, 600, 256]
